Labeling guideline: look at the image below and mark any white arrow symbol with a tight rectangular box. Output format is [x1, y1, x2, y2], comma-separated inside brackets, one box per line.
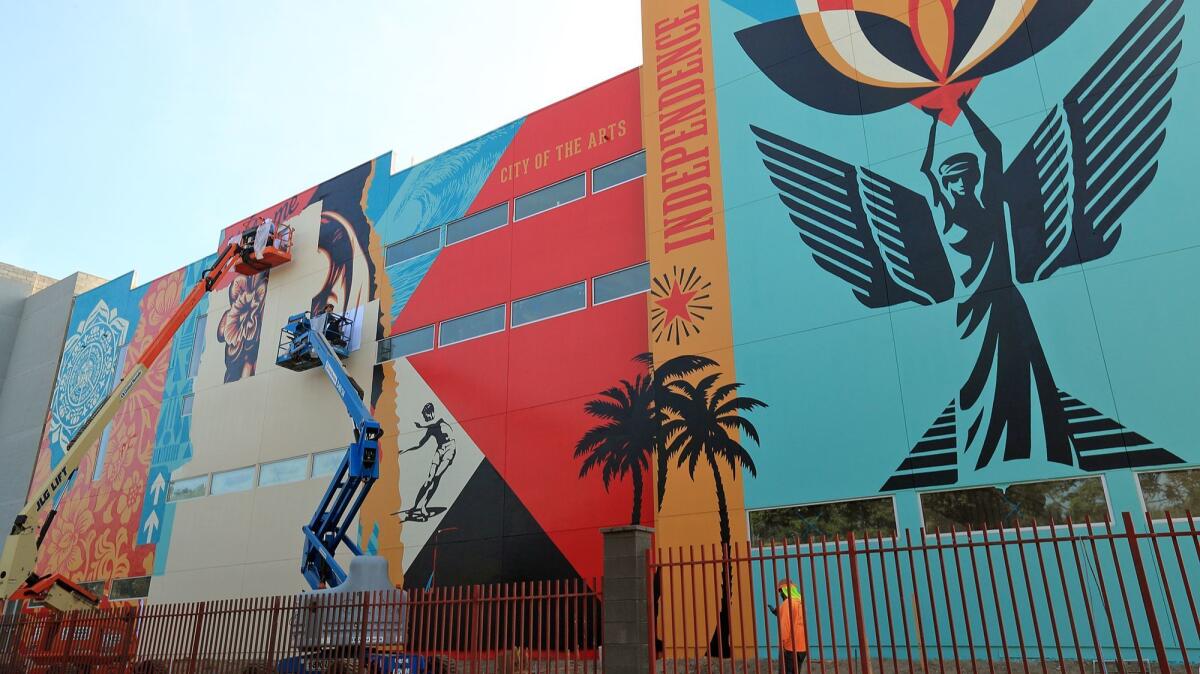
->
[150, 473, 166, 504]
[143, 511, 159, 538]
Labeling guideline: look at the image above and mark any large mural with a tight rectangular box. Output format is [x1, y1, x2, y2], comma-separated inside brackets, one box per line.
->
[25, 69, 652, 601]
[641, 0, 1199, 538]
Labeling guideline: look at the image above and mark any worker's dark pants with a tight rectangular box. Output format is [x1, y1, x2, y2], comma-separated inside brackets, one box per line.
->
[780, 650, 807, 674]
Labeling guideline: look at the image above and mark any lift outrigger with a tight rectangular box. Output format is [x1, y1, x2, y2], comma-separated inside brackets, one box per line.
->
[0, 219, 294, 612]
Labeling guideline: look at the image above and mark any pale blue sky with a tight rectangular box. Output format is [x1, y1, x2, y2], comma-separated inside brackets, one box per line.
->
[0, 1, 642, 283]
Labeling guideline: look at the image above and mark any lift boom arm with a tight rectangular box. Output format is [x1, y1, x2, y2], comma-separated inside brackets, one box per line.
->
[277, 313, 381, 589]
[0, 243, 246, 610]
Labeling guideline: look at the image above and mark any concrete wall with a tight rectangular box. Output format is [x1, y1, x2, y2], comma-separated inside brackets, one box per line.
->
[0, 268, 105, 525]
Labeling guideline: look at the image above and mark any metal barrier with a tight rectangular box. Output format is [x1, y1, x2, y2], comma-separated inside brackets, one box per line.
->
[649, 512, 1200, 674]
[0, 578, 601, 674]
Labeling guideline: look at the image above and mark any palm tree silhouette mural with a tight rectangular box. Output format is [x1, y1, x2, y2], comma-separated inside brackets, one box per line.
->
[576, 353, 766, 657]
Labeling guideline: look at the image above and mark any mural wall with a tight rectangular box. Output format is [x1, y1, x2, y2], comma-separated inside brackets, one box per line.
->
[26, 69, 650, 602]
[641, 0, 1199, 540]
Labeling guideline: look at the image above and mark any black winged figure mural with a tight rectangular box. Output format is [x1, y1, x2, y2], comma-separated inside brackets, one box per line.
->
[747, 0, 1185, 490]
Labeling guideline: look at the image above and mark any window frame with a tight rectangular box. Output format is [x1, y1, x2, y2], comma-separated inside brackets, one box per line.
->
[1135, 466, 1200, 524]
[384, 228, 442, 268]
[438, 305, 507, 348]
[258, 455, 310, 488]
[917, 475, 1112, 538]
[209, 465, 257, 496]
[746, 495, 899, 549]
[378, 325, 436, 363]
[591, 150, 647, 194]
[592, 262, 650, 306]
[510, 282, 588, 328]
[513, 173, 586, 221]
[311, 448, 345, 478]
[109, 576, 151, 600]
[166, 474, 209, 502]
[444, 203, 509, 246]
[181, 393, 194, 416]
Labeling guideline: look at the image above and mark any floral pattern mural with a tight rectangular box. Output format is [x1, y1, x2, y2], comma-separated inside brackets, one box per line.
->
[217, 272, 268, 383]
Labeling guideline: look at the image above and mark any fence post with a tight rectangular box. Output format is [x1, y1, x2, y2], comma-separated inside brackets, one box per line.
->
[470, 585, 484, 674]
[265, 596, 282, 667]
[1121, 511, 1171, 674]
[602, 525, 654, 674]
[187, 601, 207, 674]
[847, 532, 872, 674]
[358, 592, 372, 670]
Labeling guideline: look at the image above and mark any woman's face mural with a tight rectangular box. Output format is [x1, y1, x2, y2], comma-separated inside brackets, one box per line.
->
[310, 210, 371, 317]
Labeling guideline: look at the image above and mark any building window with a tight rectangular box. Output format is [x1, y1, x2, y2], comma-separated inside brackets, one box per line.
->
[182, 394, 194, 416]
[593, 263, 650, 305]
[378, 325, 435, 363]
[109, 576, 151, 600]
[1138, 468, 1200, 520]
[511, 283, 586, 327]
[312, 449, 344, 478]
[748, 497, 897, 545]
[167, 475, 208, 502]
[385, 229, 440, 267]
[78, 580, 105, 598]
[514, 174, 585, 220]
[445, 203, 508, 245]
[439, 305, 505, 347]
[259, 456, 309, 488]
[921, 476, 1110, 532]
[592, 150, 646, 193]
[188, 313, 207, 378]
[210, 466, 255, 495]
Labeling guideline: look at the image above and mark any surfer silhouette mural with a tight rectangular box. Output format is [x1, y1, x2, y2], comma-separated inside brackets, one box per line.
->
[741, 0, 1186, 489]
[398, 402, 457, 522]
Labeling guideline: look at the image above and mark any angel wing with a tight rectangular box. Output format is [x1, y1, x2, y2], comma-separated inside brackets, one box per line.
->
[750, 125, 955, 309]
[1006, 0, 1183, 283]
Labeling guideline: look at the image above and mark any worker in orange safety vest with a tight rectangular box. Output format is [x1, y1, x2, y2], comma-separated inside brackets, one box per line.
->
[769, 580, 808, 673]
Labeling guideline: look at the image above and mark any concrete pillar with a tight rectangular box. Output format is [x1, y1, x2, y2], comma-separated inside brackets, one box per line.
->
[602, 525, 654, 674]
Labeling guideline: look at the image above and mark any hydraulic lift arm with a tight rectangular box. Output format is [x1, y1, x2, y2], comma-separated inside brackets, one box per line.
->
[0, 243, 249, 611]
[276, 313, 381, 589]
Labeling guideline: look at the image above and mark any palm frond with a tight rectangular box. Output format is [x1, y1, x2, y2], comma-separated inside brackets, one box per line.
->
[717, 415, 761, 446]
[654, 354, 718, 382]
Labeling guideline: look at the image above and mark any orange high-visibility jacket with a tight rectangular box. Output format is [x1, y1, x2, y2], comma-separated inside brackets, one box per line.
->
[777, 583, 807, 652]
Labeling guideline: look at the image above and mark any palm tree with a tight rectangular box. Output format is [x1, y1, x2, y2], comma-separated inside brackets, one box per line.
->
[659, 372, 766, 657]
[633, 352, 719, 510]
[574, 373, 656, 525]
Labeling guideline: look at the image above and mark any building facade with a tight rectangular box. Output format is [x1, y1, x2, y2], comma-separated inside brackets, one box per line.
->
[3, 0, 1198, 608]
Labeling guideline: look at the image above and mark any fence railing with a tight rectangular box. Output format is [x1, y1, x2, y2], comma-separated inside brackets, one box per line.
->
[649, 512, 1200, 674]
[0, 577, 601, 674]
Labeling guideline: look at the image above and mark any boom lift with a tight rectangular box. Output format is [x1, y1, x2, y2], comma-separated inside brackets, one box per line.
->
[0, 221, 293, 612]
[276, 310, 382, 589]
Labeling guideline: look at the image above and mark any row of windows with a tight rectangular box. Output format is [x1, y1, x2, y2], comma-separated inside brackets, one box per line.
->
[167, 448, 346, 502]
[377, 262, 649, 363]
[383, 150, 647, 269]
[73, 576, 151, 601]
[747, 467, 1200, 544]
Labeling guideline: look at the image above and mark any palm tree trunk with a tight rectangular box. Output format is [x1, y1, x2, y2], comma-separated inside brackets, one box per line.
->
[630, 470, 644, 525]
[707, 454, 733, 657]
[656, 445, 669, 510]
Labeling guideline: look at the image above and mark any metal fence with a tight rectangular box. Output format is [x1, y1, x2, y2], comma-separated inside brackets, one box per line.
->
[0, 578, 601, 674]
[649, 512, 1200, 674]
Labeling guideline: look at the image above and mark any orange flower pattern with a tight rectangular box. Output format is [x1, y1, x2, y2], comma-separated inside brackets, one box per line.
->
[31, 270, 185, 582]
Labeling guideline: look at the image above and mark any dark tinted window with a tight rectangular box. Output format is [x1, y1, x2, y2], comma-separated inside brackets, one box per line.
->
[749, 497, 896, 545]
[440, 306, 505, 346]
[592, 151, 646, 192]
[378, 325, 435, 362]
[594, 263, 650, 304]
[1138, 468, 1200, 520]
[921, 477, 1109, 531]
[109, 576, 151, 600]
[385, 229, 440, 266]
[512, 283, 586, 327]
[446, 204, 508, 245]
[514, 174, 585, 220]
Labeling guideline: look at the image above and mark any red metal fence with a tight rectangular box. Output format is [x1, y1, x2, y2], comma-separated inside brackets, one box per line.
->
[649, 512, 1200, 674]
[0, 578, 601, 674]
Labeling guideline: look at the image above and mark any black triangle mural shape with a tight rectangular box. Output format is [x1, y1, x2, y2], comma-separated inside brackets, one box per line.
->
[403, 457, 582, 589]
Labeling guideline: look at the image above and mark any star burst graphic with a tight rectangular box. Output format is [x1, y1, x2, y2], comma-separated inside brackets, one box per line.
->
[650, 266, 713, 345]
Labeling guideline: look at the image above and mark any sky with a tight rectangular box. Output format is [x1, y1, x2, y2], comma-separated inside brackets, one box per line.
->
[0, 1, 643, 284]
